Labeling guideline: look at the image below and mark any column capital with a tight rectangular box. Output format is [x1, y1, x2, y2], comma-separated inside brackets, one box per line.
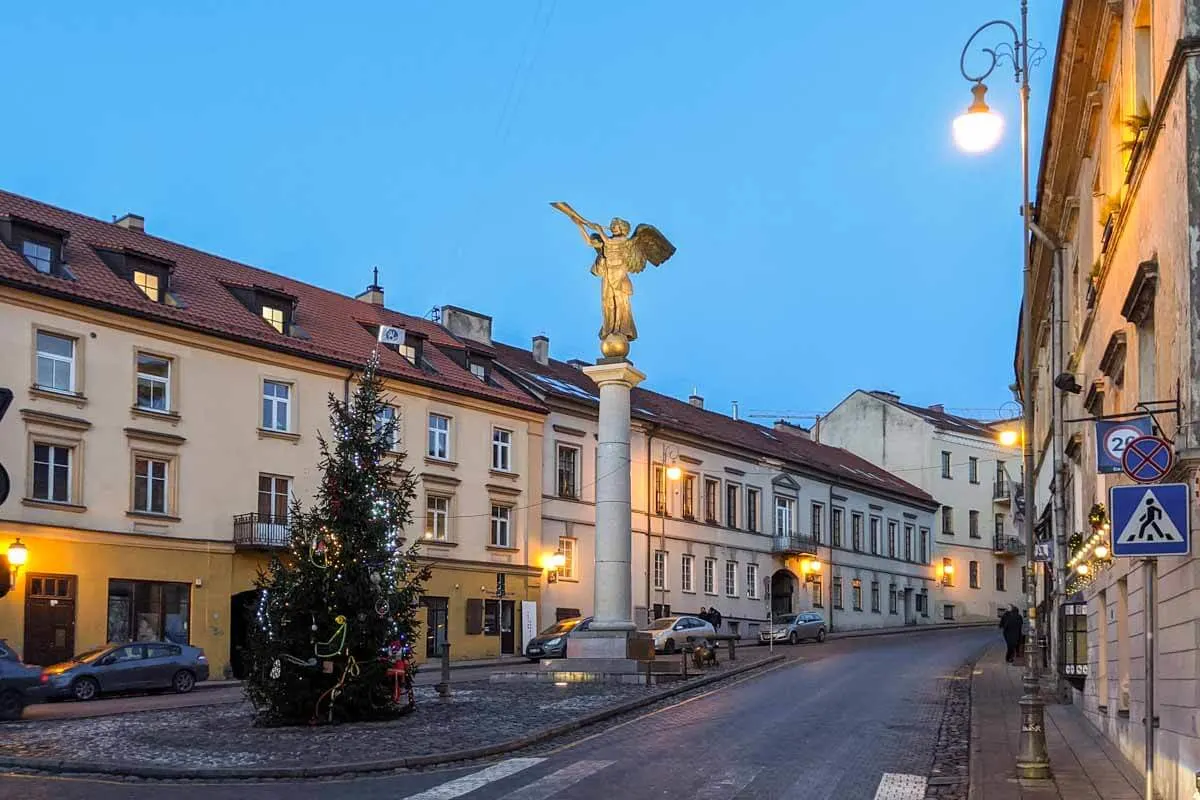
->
[583, 359, 646, 389]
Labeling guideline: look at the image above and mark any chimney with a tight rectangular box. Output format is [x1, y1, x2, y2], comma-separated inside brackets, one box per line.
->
[114, 213, 144, 233]
[355, 266, 385, 306]
[732, 400, 740, 421]
[929, 403, 945, 413]
[441, 305, 493, 346]
[688, 388, 704, 409]
[532, 335, 549, 366]
[566, 359, 589, 371]
[774, 420, 811, 440]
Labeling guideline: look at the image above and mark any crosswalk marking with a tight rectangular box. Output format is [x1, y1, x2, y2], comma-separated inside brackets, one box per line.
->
[873, 772, 928, 800]
[709, 764, 763, 799]
[401, 758, 545, 799]
[495, 760, 615, 800]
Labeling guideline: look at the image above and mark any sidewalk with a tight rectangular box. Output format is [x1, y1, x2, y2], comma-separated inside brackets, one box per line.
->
[970, 643, 1144, 799]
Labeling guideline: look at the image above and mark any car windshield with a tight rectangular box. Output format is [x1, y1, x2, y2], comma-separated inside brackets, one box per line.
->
[73, 647, 111, 663]
[647, 619, 675, 630]
[774, 614, 798, 625]
[539, 619, 581, 636]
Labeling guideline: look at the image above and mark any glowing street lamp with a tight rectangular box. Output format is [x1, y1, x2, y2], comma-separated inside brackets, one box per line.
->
[953, 83, 1005, 153]
[998, 429, 1020, 448]
[7, 538, 27, 569]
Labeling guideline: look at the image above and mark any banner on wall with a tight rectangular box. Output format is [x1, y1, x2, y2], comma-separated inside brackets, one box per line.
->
[521, 600, 538, 653]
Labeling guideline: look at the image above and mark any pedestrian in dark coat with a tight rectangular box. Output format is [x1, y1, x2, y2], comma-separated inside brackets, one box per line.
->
[708, 606, 723, 633]
[1000, 605, 1023, 663]
[698, 607, 709, 626]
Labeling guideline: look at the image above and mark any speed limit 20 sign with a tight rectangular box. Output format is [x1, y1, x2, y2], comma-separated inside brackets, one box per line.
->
[1096, 418, 1153, 474]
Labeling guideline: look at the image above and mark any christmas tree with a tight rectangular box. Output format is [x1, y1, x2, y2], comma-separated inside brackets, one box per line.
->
[245, 353, 430, 725]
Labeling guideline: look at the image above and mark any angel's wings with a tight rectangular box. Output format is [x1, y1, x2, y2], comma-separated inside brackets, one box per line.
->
[630, 224, 676, 269]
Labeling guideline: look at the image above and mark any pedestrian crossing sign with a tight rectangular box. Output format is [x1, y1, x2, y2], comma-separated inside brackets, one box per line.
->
[1109, 483, 1191, 557]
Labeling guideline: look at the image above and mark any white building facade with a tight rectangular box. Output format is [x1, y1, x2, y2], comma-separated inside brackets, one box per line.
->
[818, 391, 1025, 623]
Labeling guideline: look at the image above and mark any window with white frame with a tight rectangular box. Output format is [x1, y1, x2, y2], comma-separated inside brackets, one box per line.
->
[23, 240, 52, 273]
[36, 331, 75, 393]
[887, 520, 897, 557]
[703, 557, 716, 594]
[704, 477, 720, 522]
[681, 554, 694, 592]
[135, 353, 171, 412]
[32, 443, 71, 503]
[941, 451, 952, 478]
[375, 405, 401, 450]
[491, 428, 512, 471]
[811, 502, 824, 541]
[470, 362, 487, 381]
[557, 445, 579, 498]
[725, 561, 737, 597]
[557, 536, 576, 580]
[868, 516, 880, 554]
[746, 563, 759, 598]
[261, 381, 291, 432]
[919, 527, 930, 563]
[133, 270, 160, 302]
[427, 414, 451, 459]
[968, 457, 979, 484]
[257, 474, 291, 522]
[774, 496, 795, 536]
[904, 524, 914, 561]
[653, 550, 666, 590]
[425, 495, 449, 541]
[682, 475, 696, 519]
[133, 456, 169, 514]
[490, 505, 512, 547]
[726, 482, 739, 527]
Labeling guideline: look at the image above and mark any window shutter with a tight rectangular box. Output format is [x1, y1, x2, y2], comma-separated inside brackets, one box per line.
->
[465, 599, 484, 635]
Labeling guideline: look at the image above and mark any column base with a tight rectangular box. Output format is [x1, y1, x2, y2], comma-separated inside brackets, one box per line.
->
[566, 630, 642, 660]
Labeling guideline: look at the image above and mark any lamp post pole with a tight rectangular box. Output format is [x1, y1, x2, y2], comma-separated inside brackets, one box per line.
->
[955, 0, 1050, 779]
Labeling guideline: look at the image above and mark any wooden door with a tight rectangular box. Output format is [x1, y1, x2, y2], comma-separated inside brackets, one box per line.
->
[23, 574, 76, 666]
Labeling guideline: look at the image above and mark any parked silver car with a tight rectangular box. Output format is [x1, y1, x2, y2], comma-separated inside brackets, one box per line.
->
[43, 642, 210, 701]
[760, 611, 827, 645]
[525, 616, 593, 660]
[640, 615, 716, 654]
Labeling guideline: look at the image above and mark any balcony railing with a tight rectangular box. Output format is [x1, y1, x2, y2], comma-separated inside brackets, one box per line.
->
[993, 481, 1011, 501]
[771, 534, 819, 556]
[992, 533, 1025, 557]
[234, 513, 290, 549]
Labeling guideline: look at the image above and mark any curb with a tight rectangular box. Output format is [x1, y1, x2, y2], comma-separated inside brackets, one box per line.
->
[827, 622, 993, 642]
[0, 653, 787, 780]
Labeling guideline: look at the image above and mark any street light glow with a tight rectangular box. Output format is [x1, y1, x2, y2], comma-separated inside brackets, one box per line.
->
[7, 539, 27, 568]
[953, 83, 1004, 153]
[1094, 544, 1109, 559]
[998, 429, 1020, 447]
[665, 464, 682, 481]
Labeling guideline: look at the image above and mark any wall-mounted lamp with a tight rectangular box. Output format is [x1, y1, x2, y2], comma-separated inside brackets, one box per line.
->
[7, 538, 27, 574]
[800, 559, 822, 576]
[543, 549, 567, 571]
[940, 562, 955, 586]
[663, 444, 682, 481]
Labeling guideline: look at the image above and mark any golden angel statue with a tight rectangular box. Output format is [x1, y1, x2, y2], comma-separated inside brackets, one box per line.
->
[551, 202, 676, 359]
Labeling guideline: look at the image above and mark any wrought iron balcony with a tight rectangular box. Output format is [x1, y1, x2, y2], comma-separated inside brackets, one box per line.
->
[993, 480, 1011, 501]
[992, 533, 1025, 557]
[771, 534, 819, 556]
[233, 513, 290, 550]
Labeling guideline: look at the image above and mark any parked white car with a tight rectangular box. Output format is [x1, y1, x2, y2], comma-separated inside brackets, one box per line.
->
[639, 615, 716, 654]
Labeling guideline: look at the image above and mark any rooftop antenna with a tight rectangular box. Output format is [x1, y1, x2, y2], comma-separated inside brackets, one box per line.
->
[369, 265, 381, 290]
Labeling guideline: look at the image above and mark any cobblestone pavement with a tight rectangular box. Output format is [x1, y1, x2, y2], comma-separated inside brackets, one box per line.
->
[0, 628, 993, 799]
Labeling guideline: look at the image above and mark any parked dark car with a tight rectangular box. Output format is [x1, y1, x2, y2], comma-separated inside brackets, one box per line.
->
[43, 642, 209, 701]
[525, 616, 593, 660]
[0, 638, 48, 720]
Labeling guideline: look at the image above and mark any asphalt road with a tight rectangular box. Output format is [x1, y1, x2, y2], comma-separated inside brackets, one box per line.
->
[1, 628, 993, 800]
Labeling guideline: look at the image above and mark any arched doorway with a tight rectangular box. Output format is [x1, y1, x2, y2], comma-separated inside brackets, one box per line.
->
[770, 569, 798, 616]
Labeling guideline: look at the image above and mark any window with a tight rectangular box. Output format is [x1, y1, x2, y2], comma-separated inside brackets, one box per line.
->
[811, 577, 823, 607]
[942, 557, 954, 587]
[557, 537, 576, 580]
[725, 561, 737, 597]
[683, 475, 697, 519]
[490, 505, 512, 547]
[1134, 10, 1153, 113]
[704, 477, 720, 522]
[106, 579, 191, 644]
[916, 590, 928, 616]
[133, 456, 169, 514]
[653, 550, 666, 590]
[969, 560, 981, 589]
[262, 305, 285, 333]
[968, 457, 979, 484]
[375, 405, 401, 450]
[491, 428, 512, 471]
[995, 563, 1006, 592]
[261, 381, 291, 432]
[257, 474, 290, 522]
[943, 604, 955, 621]
[889, 585, 898, 614]
[904, 524, 914, 561]
[23, 240, 52, 273]
[969, 510, 980, 539]
[557, 445, 579, 498]
[811, 503, 824, 541]
[470, 362, 487, 381]
[871, 580, 880, 612]
[425, 495, 449, 541]
[135, 353, 171, 412]
[654, 465, 667, 514]
[774, 496, 795, 536]
[869, 516, 880, 554]
[887, 520, 897, 558]
[942, 506, 954, 535]
[995, 513, 1004, 537]
[851, 579, 863, 611]
[919, 527, 930, 563]
[853, 513, 866, 552]
[32, 443, 71, 503]
[427, 414, 453, 460]
[703, 558, 716, 594]
[725, 483, 739, 527]
[832, 577, 843, 609]
[133, 270, 160, 302]
[36, 331, 75, 393]
[681, 554, 694, 592]
[746, 563, 759, 598]
[941, 451, 952, 478]
[839, 510, 852, 549]
[746, 488, 759, 532]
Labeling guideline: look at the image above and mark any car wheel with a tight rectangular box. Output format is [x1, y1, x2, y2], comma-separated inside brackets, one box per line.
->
[72, 676, 99, 702]
[665, 638, 676, 654]
[0, 689, 25, 721]
[816, 628, 826, 643]
[788, 632, 799, 645]
[172, 670, 196, 694]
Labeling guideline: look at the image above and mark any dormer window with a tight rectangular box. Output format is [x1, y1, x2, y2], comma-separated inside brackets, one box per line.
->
[262, 305, 285, 333]
[22, 240, 52, 273]
[94, 247, 173, 304]
[1, 215, 69, 278]
[133, 270, 161, 302]
[470, 362, 487, 381]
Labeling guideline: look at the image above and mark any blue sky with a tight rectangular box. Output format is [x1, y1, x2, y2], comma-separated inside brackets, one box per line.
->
[3, 2, 1059, 423]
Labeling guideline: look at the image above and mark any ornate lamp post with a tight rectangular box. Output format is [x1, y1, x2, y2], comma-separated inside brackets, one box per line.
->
[952, 0, 1050, 779]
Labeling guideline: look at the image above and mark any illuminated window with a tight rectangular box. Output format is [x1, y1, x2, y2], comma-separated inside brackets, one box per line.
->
[262, 306, 285, 333]
[133, 270, 160, 301]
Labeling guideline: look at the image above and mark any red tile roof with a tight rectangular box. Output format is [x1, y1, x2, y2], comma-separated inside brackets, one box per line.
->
[493, 343, 937, 509]
[866, 392, 1013, 439]
[0, 189, 543, 413]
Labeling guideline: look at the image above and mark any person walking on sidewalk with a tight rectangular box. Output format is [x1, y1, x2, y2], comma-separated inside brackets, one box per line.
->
[1000, 605, 1023, 663]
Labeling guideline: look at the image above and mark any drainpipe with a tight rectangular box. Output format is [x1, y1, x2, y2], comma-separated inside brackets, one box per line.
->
[343, 370, 354, 404]
[827, 482, 835, 633]
[644, 425, 659, 625]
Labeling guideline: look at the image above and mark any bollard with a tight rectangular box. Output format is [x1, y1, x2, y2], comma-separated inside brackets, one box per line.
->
[729, 637, 737, 662]
[436, 643, 451, 698]
[681, 646, 688, 679]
